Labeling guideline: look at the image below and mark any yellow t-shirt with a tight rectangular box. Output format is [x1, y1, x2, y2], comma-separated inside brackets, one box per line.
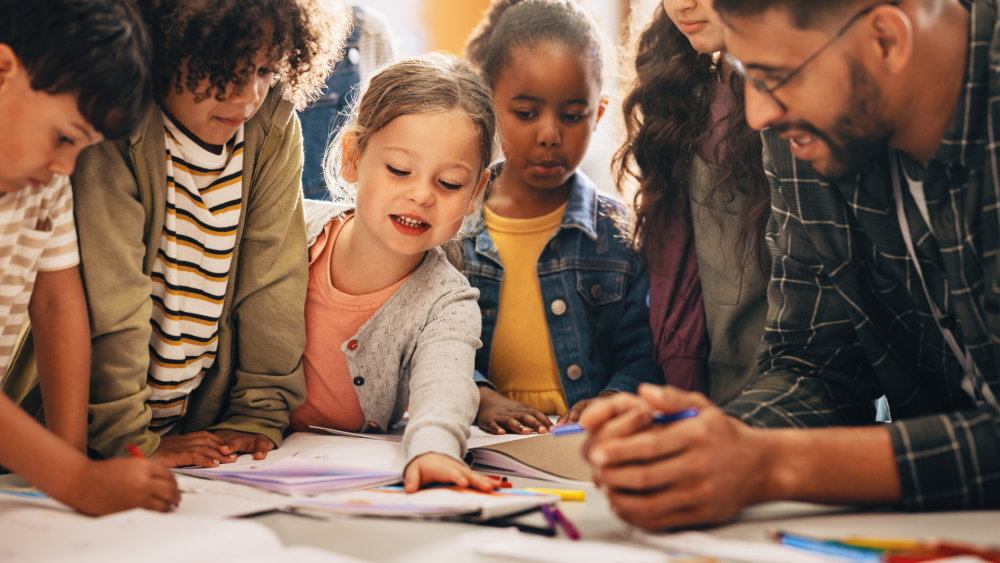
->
[485, 203, 568, 415]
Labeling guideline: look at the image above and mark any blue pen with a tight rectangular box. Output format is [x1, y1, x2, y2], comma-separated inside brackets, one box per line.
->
[551, 408, 699, 437]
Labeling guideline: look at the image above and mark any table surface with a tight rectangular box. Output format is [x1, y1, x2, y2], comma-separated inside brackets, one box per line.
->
[249, 474, 1000, 563]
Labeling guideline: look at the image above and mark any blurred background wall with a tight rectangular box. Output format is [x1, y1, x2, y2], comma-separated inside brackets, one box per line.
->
[358, 0, 663, 199]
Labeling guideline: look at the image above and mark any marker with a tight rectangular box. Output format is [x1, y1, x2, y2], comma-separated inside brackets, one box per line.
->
[127, 443, 145, 458]
[770, 532, 881, 563]
[524, 488, 585, 501]
[551, 408, 699, 437]
[551, 506, 580, 541]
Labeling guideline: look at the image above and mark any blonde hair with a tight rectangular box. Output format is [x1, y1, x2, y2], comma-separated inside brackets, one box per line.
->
[323, 53, 498, 235]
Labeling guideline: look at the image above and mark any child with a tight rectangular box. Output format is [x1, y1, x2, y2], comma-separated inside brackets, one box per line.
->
[6, 0, 351, 466]
[290, 53, 498, 493]
[460, 0, 664, 435]
[0, 0, 179, 514]
[615, 0, 770, 406]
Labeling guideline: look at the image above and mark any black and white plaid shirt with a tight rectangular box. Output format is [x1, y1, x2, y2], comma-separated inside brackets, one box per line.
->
[724, 0, 1000, 510]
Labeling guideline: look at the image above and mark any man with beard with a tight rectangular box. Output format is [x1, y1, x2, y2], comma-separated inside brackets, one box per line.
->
[578, 0, 1000, 530]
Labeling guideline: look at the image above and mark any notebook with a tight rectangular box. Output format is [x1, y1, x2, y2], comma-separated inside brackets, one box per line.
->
[313, 425, 594, 486]
[174, 433, 404, 495]
[289, 485, 558, 521]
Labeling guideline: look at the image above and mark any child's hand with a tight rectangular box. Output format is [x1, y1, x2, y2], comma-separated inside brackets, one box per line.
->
[214, 429, 275, 460]
[403, 453, 498, 494]
[477, 387, 553, 435]
[60, 457, 181, 516]
[150, 431, 238, 468]
[556, 390, 620, 426]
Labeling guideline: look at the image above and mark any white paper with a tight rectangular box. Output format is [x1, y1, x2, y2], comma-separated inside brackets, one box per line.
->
[632, 530, 847, 563]
[290, 486, 557, 521]
[311, 424, 540, 449]
[462, 528, 673, 563]
[173, 474, 286, 517]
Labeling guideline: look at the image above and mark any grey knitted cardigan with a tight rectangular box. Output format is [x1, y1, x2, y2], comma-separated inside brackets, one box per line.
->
[303, 200, 482, 464]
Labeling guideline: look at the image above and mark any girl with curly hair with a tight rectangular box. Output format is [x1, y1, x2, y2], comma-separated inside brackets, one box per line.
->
[460, 0, 663, 436]
[615, 0, 770, 405]
[65, 0, 351, 466]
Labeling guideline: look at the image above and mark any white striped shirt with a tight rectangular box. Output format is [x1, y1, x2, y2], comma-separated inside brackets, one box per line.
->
[146, 111, 243, 433]
[0, 176, 79, 380]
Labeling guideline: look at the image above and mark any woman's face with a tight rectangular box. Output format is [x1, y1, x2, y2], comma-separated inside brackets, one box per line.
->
[663, 0, 726, 54]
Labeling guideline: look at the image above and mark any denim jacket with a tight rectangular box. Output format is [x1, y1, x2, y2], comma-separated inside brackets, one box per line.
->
[460, 169, 663, 407]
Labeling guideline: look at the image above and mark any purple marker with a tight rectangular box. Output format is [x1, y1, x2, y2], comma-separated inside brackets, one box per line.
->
[551, 408, 699, 437]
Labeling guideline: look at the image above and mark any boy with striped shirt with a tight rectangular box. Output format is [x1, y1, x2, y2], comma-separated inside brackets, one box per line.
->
[0, 0, 179, 514]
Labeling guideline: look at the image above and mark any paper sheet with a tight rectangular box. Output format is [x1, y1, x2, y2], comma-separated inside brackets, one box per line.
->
[175, 433, 405, 495]
[0, 505, 375, 563]
[290, 486, 557, 521]
[632, 530, 847, 563]
[461, 528, 674, 563]
[311, 424, 540, 449]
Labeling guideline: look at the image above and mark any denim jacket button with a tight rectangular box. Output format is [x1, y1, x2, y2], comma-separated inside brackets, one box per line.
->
[567, 364, 583, 380]
[550, 238, 561, 251]
[550, 299, 567, 315]
[347, 339, 359, 351]
[590, 284, 603, 298]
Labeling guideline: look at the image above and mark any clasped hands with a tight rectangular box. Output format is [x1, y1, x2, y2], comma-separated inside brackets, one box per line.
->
[579, 384, 774, 530]
[150, 429, 275, 468]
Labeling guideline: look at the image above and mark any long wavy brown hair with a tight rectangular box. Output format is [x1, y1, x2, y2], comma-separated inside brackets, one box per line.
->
[615, 4, 770, 276]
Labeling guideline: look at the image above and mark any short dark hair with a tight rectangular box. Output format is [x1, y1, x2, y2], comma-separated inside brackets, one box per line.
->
[713, 0, 865, 29]
[0, 0, 152, 139]
[463, 0, 606, 89]
[136, 0, 351, 111]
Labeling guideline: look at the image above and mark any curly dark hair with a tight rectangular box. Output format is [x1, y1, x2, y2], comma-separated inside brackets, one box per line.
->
[463, 0, 605, 89]
[0, 0, 151, 139]
[615, 4, 770, 276]
[136, 0, 351, 110]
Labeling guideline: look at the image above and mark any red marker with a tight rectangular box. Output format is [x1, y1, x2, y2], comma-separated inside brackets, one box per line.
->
[127, 443, 145, 458]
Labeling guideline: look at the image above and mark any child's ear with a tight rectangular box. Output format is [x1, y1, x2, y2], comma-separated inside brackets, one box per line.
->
[0, 45, 19, 94]
[340, 132, 361, 184]
[466, 170, 490, 217]
[594, 96, 609, 129]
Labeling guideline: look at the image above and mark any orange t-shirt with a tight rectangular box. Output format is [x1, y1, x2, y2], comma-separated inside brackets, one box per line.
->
[289, 215, 409, 433]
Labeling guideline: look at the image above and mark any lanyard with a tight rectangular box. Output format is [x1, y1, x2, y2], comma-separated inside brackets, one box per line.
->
[889, 150, 996, 407]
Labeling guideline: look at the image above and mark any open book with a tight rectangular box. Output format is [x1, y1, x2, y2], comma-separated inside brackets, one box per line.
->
[314, 425, 594, 486]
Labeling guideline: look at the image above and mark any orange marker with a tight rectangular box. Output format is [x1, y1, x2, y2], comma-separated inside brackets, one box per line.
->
[127, 443, 144, 458]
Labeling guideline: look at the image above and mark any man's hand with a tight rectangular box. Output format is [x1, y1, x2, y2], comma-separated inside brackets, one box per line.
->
[214, 429, 275, 460]
[150, 431, 237, 468]
[477, 387, 553, 435]
[580, 384, 771, 530]
[59, 457, 181, 516]
[403, 452, 498, 493]
[556, 390, 619, 425]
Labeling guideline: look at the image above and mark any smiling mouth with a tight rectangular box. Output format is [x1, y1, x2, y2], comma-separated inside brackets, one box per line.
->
[788, 134, 816, 149]
[392, 215, 429, 228]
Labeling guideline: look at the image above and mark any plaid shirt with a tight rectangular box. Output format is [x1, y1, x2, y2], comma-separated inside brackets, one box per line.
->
[724, 0, 1000, 510]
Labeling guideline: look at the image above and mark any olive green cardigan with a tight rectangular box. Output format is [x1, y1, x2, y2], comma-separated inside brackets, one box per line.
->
[70, 89, 308, 458]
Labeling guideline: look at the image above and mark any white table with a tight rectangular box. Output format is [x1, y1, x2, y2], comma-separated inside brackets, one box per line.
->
[248, 475, 1000, 562]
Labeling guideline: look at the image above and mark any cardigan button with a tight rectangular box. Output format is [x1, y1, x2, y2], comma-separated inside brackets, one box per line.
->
[567, 365, 583, 380]
[347, 340, 359, 351]
[550, 299, 567, 316]
[353, 376, 365, 386]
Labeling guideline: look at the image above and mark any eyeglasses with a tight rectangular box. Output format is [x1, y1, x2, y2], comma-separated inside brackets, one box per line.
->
[724, 1, 901, 112]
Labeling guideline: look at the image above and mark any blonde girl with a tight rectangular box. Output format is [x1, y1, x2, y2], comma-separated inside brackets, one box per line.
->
[289, 53, 498, 492]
